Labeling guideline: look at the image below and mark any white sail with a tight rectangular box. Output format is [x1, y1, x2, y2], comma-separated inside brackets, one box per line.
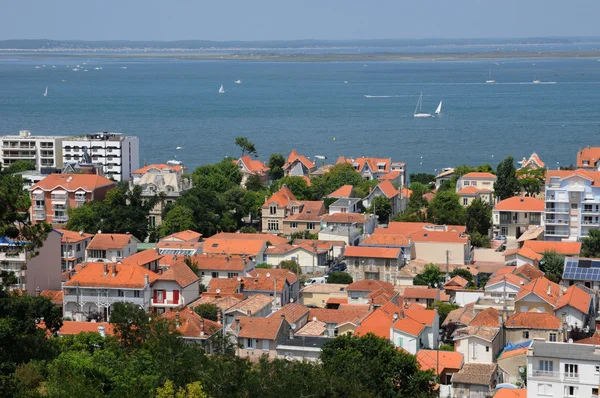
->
[219, 84, 225, 94]
[43, 86, 48, 97]
[486, 69, 496, 83]
[414, 91, 433, 118]
[435, 100, 442, 115]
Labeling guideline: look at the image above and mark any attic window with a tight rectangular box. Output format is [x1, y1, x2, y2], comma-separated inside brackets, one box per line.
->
[211, 243, 219, 248]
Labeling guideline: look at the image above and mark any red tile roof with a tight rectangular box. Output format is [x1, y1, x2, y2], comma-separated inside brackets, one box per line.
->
[161, 230, 202, 242]
[322, 213, 372, 224]
[327, 297, 349, 305]
[392, 316, 425, 336]
[523, 240, 582, 256]
[443, 302, 475, 326]
[156, 262, 199, 287]
[57, 321, 114, 336]
[575, 332, 600, 345]
[486, 273, 527, 289]
[505, 312, 562, 330]
[87, 233, 134, 251]
[516, 276, 562, 307]
[444, 275, 469, 289]
[378, 170, 401, 182]
[203, 238, 265, 257]
[55, 229, 94, 243]
[263, 185, 297, 208]
[250, 268, 299, 285]
[236, 155, 269, 174]
[207, 278, 241, 295]
[64, 262, 158, 288]
[403, 287, 440, 300]
[494, 196, 545, 212]
[210, 232, 288, 246]
[462, 172, 496, 179]
[161, 308, 221, 339]
[326, 185, 354, 198]
[272, 302, 310, 324]
[194, 254, 247, 271]
[546, 169, 600, 186]
[495, 389, 526, 398]
[376, 180, 399, 199]
[344, 246, 401, 259]
[346, 280, 394, 291]
[577, 146, 600, 168]
[352, 157, 391, 174]
[241, 276, 287, 293]
[520, 152, 545, 169]
[30, 173, 116, 192]
[40, 290, 63, 305]
[458, 186, 481, 195]
[308, 308, 370, 324]
[132, 163, 184, 175]
[155, 241, 202, 252]
[237, 316, 286, 340]
[555, 284, 592, 314]
[513, 263, 544, 281]
[354, 301, 401, 338]
[469, 307, 500, 327]
[410, 230, 468, 244]
[361, 234, 410, 247]
[121, 249, 162, 267]
[284, 149, 315, 170]
[417, 349, 463, 373]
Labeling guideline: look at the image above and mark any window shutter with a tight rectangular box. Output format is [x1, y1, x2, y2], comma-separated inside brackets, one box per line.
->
[173, 290, 180, 304]
[162, 290, 166, 303]
[153, 290, 158, 303]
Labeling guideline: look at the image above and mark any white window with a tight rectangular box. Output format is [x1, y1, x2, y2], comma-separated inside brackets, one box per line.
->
[267, 220, 279, 231]
[520, 306, 528, 312]
[538, 384, 552, 396]
[306, 222, 315, 230]
[269, 205, 277, 215]
[549, 333, 557, 342]
[227, 272, 239, 278]
[290, 222, 298, 229]
[247, 338, 254, 349]
[463, 198, 468, 206]
[538, 360, 553, 373]
[564, 364, 578, 379]
[595, 366, 600, 375]
[133, 290, 140, 298]
[464, 181, 470, 186]
[565, 386, 578, 397]
[262, 339, 269, 351]
[397, 336, 403, 347]
[501, 226, 508, 235]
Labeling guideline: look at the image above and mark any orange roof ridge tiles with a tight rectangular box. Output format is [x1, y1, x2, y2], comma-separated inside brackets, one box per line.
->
[30, 173, 116, 192]
[188, 295, 241, 311]
[271, 302, 310, 324]
[462, 172, 496, 179]
[577, 146, 600, 168]
[516, 246, 543, 262]
[555, 284, 592, 313]
[417, 349, 463, 373]
[523, 240, 582, 256]
[361, 234, 410, 247]
[132, 163, 184, 175]
[156, 262, 199, 287]
[249, 268, 299, 285]
[353, 301, 401, 338]
[326, 185, 354, 198]
[193, 254, 247, 271]
[486, 273, 527, 289]
[344, 246, 401, 259]
[546, 169, 600, 186]
[161, 307, 221, 339]
[322, 213, 372, 224]
[87, 233, 134, 250]
[121, 249, 163, 267]
[237, 316, 285, 340]
[55, 321, 114, 336]
[457, 186, 481, 195]
[347, 280, 394, 291]
[161, 230, 202, 242]
[512, 263, 544, 281]
[263, 185, 297, 208]
[55, 229, 94, 243]
[351, 157, 391, 174]
[64, 262, 158, 288]
[505, 312, 562, 330]
[285, 149, 315, 170]
[210, 232, 288, 246]
[376, 180, 399, 199]
[236, 155, 269, 174]
[469, 307, 500, 327]
[392, 316, 425, 336]
[202, 238, 265, 257]
[494, 196, 545, 212]
[40, 290, 63, 305]
[515, 276, 562, 306]
[444, 275, 469, 289]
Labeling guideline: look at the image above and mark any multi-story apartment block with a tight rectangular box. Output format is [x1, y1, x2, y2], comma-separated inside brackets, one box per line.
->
[0, 230, 62, 292]
[344, 246, 402, 283]
[130, 163, 192, 228]
[0, 130, 66, 172]
[29, 174, 116, 225]
[526, 341, 600, 398]
[493, 196, 545, 240]
[62, 132, 139, 181]
[55, 229, 94, 271]
[544, 170, 600, 241]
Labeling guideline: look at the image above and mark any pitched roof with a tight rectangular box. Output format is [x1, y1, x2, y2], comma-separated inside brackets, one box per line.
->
[40, 290, 63, 305]
[121, 249, 162, 267]
[322, 213, 372, 224]
[462, 172, 496, 179]
[226, 294, 273, 315]
[155, 241, 202, 253]
[283, 201, 325, 221]
[207, 278, 241, 295]
[443, 302, 475, 327]
[512, 263, 544, 281]
[161, 230, 202, 242]
[301, 283, 347, 293]
[410, 230, 468, 244]
[444, 275, 469, 289]
[161, 308, 221, 339]
[193, 254, 247, 271]
[574, 331, 600, 345]
[64, 262, 158, 288]
[344, 246, 401, 259]
[469, 307, 500, 327]
[263, 185, 297, 208]
[516, 246, 543, 262]
[495, 389, 526, 398]
[271, 303, 310, 325]
[30, 173, 116, 192]
[392, 316, 425, 336]
[453, 326, 500, 342]
[156, 262, 199, 288]
[378, 170, 401, 181]
[237, 316, 285, 340]
[284, 149, 315, 170]
[56, 321, 114, 336]
[346, 279, 394, 291]
[417, 350, 463, 373]
[577, 146, 600, 168]
[55, 229, 94, 243]
[352, 157, 391, 173]
[241, 276, 287, 293]
[523, 240, 582, 256]
[451, 363, 497, 386]
[296, 320, 327, 336]
[486, 273, 527, 289]
[375, 180, 399, 199]
[327, 297, 348, 305]
[354, 301, 401, 338]
[361, 234, 410, 247]
[87, 233, 135, 251]
[403, 287, 440, 300]
[249, 268, 299, 285]
[505, 312, 562, 330]
[236, 155, 269, 174]
[520, 152, 545, 168]
[516, 276, 562, 307]
[131, 163, 184, 175]
[494, 196, 545, 212]
[326, 185, 354, 198]
[546, 169, 600, 186]
[555, 284, 592, 313]
[458, 185, 481, 195]
[210, 232, 288, 246]
[400, 187, 412, 198]
[308, 308, 370, 325]
[202, 238, 265, 257]
[187, 295, 241, 311]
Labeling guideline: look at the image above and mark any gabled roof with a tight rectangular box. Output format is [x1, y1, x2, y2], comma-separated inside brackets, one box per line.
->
[462, 172, 496, 179]
[505, 312, 561, 330]
[392, 316, 425, 336]
[132, 163, 184, 175]
[410, 230, 468, 244]
[284, 149, 315, 170]
[376, 180, 399, 199]
[352, 157, 391, 174]
[453, 325, 499, 342]
[241, 275, 288, 293]
[360, 234, 410, 247]
[443, 302, 475, 327]
[64, 262, 158, 288]
[515, 246, 543, 262]
[322, 213, 372, 224]
[546, 169, 600, 186]
[121, 249, 162, 267]
[403, 287, 440, 300]
[344, 246, 401, 259]
[354, 301, 401, 338]
[513, 263, 544, 280]
[520, 152, 545, 168]
[226, 294, 273, 315]
[457, 185, 481, 195]
[326, 185, 354, 198]
[55, 228, 94, 243]
[263, 185, 297, 208]
[188, 295, 241, 311]
[486, 273, 527, 289]
[155, 241, 202, 254]
[237, 316, 285, 340]
[378, 170, 401, 181]
[555, 284, 592, 314]
[443, 275, 469, 289]
[417, 350, 463, 373]
[249, 268, 299, 285]
[469, 307, 500, 327]
[575, 331, 600, 345]
[523, 240, 582, 256]
[193, 254, 247, 272]
[87, 233, 136, 251]
[155, 262, 199, 288]
[296, 320, 327, 336]
[207, 278, 241, 295]
[577, 146, 600, 168]
[210, 232, 288, 246]
[30, 173, 116, 192]
[515, 276, 562, 307]
[41, 290, 63, 305]
[308, 308, 370, 325]
[283, 200, 325, 221]
[236, 155, 269, 174]
[271, 302, 310, 325]
[451, 363, 497, 386]
[161, 230, 202, 242]
[54, 321, 114, 336]
[494, 196, 545, 212]
[346, 279, 394, 292]
[202, 238, 265, 257]
[161, 308, 221, 339]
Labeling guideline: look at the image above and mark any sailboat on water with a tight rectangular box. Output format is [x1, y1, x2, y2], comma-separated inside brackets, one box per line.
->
[486, 69, 496, 84]
[435, 101, 442, 115]
[413, 92, 433, 118]
[218, 84, 225, 94]
[43, 86, 48, 97]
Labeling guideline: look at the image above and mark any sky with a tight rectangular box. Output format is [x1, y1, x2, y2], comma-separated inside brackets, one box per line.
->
[2, 0, 600, 42]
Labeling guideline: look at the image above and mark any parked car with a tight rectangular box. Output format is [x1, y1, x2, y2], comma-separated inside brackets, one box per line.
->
[494, 235, 507, 241]
[331, 262, 347, 272]
[305, 276, 328, 286]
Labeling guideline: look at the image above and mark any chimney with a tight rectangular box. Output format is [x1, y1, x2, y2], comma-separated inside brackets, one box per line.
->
[498, 311, 503, 327]
[97, 325, 106, 338]
[175, 312, 180, 328]
[111, 263, 117, 277]
[103, 263, 108, 276]
[217, 310, 222, 325]
[200, 318, 205, 336]
[547, 285, 551, 296]
[144, 274, 149, 285]
[399, 310, 405, 318]
[239, 280, 245, 293]
[234, 318, 241, 333]
[35, 286, 41, 297]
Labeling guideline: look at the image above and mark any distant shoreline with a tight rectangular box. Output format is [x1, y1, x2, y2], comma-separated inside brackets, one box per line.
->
[2, 50, 600, 62]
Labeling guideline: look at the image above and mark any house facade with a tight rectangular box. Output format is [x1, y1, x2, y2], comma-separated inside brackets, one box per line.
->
[0, 130, 66, 172]
[56, 229, 94, 271]
[344, 246, 402, 283]
[456, 172, 497, 206]
[235, 155, 270, 187]
[150, 262, 200, 314]
[493, 196, 545, 240]
[283, 150, 315, 177]
[85, 233, 139, 262]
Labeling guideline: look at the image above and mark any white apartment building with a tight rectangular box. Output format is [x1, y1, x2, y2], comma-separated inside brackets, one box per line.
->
[62, 132, 139, 181]
[544, 170, 600, 241]
[527, 341, 600, 398]
[0, 130, 66, 172]
[493, 196, 545, 240]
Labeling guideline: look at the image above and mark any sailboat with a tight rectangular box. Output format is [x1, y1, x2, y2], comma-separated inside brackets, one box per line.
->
[532, 76, 541, 84]
[413, 92, 433, 118]
[435, 100, 442, 115]
[234, 80, 242, 84]
[218, 84, 225, 94]
[43, 86, 48, 97]
[486, 69, 496, 84]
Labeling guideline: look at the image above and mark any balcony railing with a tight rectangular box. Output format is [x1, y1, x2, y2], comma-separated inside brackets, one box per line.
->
[53, 215, 69, 223]
[75, 195, 86, 202]
[151, 299, 180, 306]
[33, 204, 45, 210]
[51, 195, 67, 202]
[564, 372, 579, 380]
[33, 212, 46, 220]
[545, 207, 570, 213]
[531, 370, 560, 378]
[64, 294, 146, 307]
[545, 218, 569, 225]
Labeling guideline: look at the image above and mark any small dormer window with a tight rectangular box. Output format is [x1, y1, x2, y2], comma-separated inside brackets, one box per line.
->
[270, 205, 277, 215]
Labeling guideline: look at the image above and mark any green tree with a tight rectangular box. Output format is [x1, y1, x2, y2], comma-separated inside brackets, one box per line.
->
[279, 260, 302, 274]
[410, 173, 436, 186]
[255, 263, 272, 269]
[539, 250, 566, 280]
[466, 197, 492, 247]
[193, 303, 219, 322]
[478, 275, 490, 289]
[438, 177, 457, 192]
[439, 344, 454, 352]
[428, 301, 459, 326]
[414, 264, 443, 286]
[239, 226, 257, 233]
[581, 229, 600, 258]
[449, 268, 474, 284]
[2, 160, 36, 174]
[517, 167, 546, 197]
[109, 302, 151, 349]
[367, 195, 393, 224]
[494, 156, 521, 201]
[428, 190, 466, 225]
[326, 271, 353, 284]
[160, 206, 196, 237]
[156, 380, 208, 398]
[406, 182, 430, 214]
[290, 230, 318, 241]
[270, 176, 313, 200]
[244, 174, 266, 192]
[268, 153, 285, 181]
[234, 136, 257, 157]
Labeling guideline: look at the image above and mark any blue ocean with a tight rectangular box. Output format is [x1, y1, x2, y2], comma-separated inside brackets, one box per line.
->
[0, 54, 599, 174]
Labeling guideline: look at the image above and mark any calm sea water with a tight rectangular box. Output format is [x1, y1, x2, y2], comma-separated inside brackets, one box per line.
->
[1, 54, 599, 174]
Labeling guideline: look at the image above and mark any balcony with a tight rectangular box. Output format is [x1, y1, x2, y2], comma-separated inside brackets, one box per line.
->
[544, 218, 569, 225]
[52, 204, 68, 211]
[582, 220, 600, 227]
[75, 195, 86, 202]
[151, 299, 180, 306]
[545, 206, 569, 214]
[51, 195, 67, 202]
[33, 204, 45, 211]
[32, 194, 44, 201]
[33, 212, 46, 221]
[64, 294, 146, 307]
[545, 229, 569, 237]
[563, 372, 579, 381]
[53, 214, 69, 223]
[531, 370, 560, 378]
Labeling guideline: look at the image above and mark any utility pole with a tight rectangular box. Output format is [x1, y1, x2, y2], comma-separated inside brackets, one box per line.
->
[445, 250, 449, 282]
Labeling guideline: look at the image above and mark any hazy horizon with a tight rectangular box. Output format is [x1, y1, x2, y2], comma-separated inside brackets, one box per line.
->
[2, 0, 600, 42]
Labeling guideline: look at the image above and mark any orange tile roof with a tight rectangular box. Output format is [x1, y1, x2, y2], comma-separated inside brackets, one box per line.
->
[462, 172, 496, 179]
[522, 152, 545, 168]
[161, 230, 202, 242]
[493, 266, 516, 276]
[161, 307, 221, 339]
[263, 185, 297, 208]
[513, 263, 544, 281]
[577, 146, 600, 168]
[516, 246, 543, 262]
[376, 180, 399, 199]
[249, 268, 299, 285]
[417, 349, 463, 373]
[226, 294, 273, 315]
[347, 279, 394, 291]
[457, 185, 480, 195]
[284, 149, 315, 170]
[40, 290, 63, 304]
[378, 170, 401, 181]
[353, 157, 391, 174]
[523, 240, 582, 256]
[296, 320, 327, 336]
[354, 301, 401, 338]
[575, 332, 600, 345]
[284, 200, 325, 221]
[444, 275, 469, 289]
[453, 325, 499, 342]
[502, 248, 518, 257]
[344, 246, 401, 259]
[131, 163, 184, 175]
[57, 321, 114, 336]
[241, 276, 287, 293]
[64, 262, 158, 288]
[236, 155, 269, 174]
[327, 297, 349, 305]
[469, 307, 500, 327]
[494, 389, 526, 398]
[392, 316, 425, 336]
[30, 173, 116, 192]
[207, 278, 241, 295]
[516, 276, 562, 306]
[406, 302, 426, 310]
[188, 295, 241, 311]
[361, 234, 410, 247]
[294, 239, 345, 247]
[237, 316, 285, 340]
[272, 302, 310, 324]
[403, 308, 437, 325]
[193, 254, 247, 271]
[494, 196, 545, 212]
[322, 213, 372, 224]
[326, 185, 354, 198]
[381, 222, 431, 235]
[87, 233, 134, 251]
[499, 346, 528, 359]
[203, 238, 265, 257]
[121, 249, 162, 267]
[403, 287, 440, 300]
[423, 192, 436, 203]
[308, 308, 370, 324]
[400, 187, 412, 198]
[156, 262, 199, 287]
[410, 230, 468, 244]
[155, 241, 202, 252]
[210, 232, 288, 246]
[555, 284, 592, 314]
[546, 169, 600, 186]
[505, 312, 561, 330]
[366, 287, 397, 306]
[486, 273, 527, 289]
[56, 229, 94, 243]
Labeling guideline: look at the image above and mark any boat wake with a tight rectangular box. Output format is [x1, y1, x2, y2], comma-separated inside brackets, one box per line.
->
[364, 95, 393, 98]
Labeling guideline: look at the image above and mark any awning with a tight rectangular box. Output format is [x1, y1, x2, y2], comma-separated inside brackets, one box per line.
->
[52, 190, 67, 195]
[32, 189, 43, 194]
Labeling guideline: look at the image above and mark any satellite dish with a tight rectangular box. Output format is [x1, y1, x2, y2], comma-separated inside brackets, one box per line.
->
[312, 316, 317, 322]
[216, 288, 221, 294]
[266, 272, 271, 278]
[290, 322, 297, 330]
[290, 298, 294, 303]
[495, 298, 500, 304]
[237, 277, 242, 282]
[518, 366, 524, 373]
